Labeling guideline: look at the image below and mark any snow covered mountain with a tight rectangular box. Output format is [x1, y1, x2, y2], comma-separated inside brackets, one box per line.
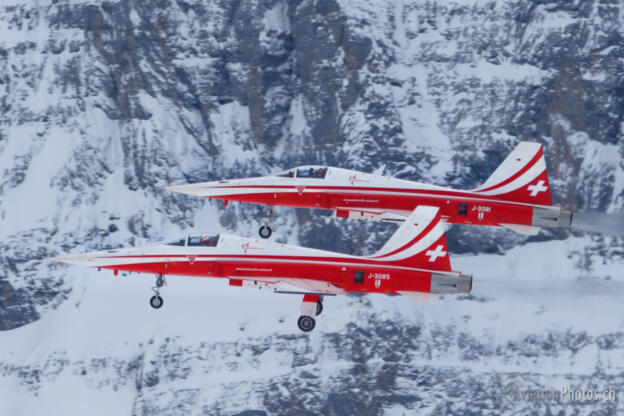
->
[0, 0, 623, 414]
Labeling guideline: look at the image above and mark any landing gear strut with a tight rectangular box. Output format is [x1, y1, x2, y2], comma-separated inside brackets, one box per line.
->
[150, 274, 165, 309]
[258, 206, 275, 239]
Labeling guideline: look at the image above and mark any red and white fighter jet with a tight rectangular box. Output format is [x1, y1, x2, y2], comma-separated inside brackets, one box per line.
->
[167, 142, 572, 239]
[55, 206, 471, 332]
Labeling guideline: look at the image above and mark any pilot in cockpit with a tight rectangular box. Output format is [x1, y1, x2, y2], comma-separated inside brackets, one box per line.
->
[168, 235, 219, 247]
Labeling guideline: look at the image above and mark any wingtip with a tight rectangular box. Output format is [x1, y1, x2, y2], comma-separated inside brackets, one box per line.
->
[51, 254, 73, 264]
[164, 184, 183, 192]
[164, 183, 200, 196]
[50, 253, 91, 265]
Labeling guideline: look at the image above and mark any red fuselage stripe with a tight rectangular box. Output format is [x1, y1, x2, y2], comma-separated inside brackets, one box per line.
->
[200, 183, 548, 206]
[94, 253, 447, 270]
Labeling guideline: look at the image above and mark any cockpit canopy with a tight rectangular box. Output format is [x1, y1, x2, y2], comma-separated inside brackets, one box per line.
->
[276, 168, 295, 178]
[275, 166, 328, 179]
[167, 234, 219, 247]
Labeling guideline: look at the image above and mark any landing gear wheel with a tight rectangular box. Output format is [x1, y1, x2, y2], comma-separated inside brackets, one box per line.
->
[316, 302, 323, 316]
[150, 295, 163, 309]
[297, 315, 316, 332]
[259, 225, 272, 239]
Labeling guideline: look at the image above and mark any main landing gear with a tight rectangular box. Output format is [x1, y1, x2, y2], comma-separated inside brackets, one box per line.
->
[258, 206, 275, 239]
[297, 294, 323, 332]
[297, 315, 315, 332]
[150, 274, 166, 309]
[316, 301, 323, 316]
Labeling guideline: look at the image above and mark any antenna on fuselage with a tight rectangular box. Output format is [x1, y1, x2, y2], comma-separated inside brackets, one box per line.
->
[372, 164, 386, 176]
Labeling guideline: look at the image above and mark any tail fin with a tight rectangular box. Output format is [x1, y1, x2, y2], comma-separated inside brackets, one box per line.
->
[475, 142, 552, 206]
[371, 206, 451, 271]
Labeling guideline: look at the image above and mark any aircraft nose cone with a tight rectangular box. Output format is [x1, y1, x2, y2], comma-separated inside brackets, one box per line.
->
[165, 183, 201, 196]
[52, 253, 93, 266]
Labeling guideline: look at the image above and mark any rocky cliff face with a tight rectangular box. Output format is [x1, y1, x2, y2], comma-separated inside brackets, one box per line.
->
[1, 0, 623, 414]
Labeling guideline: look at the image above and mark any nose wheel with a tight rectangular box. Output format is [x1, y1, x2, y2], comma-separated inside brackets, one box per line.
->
[150, 295, 163, 309]
[258, 206, 275, 239]
[258, 225, 272, 239]
[150, 274, 166, 309]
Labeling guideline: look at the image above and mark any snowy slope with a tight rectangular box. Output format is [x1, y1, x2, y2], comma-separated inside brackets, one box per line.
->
[1, 0, 623, 414]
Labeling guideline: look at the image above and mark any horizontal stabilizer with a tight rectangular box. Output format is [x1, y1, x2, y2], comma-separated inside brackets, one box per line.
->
[398, 291, 438, 303]
[500, 223, 541, 235]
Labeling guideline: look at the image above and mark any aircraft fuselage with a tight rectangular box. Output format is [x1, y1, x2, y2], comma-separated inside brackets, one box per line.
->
[59, 234, 468, 296]
[168, 166, 570, 232]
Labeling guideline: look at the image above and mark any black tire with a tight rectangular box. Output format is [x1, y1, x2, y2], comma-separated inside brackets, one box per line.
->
[297, 315, 316, 332]
[258, 225, 272, 239]
[316, 302, 323, 316]
[150, 295, 163, 309]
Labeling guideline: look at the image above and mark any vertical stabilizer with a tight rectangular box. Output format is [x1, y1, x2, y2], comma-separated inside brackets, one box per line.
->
[476, 142, 553, 206]
[371, 206, 451, 271]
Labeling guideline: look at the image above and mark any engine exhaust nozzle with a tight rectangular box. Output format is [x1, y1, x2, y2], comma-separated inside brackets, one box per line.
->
[532, 207, 573, 228]
[430, 273, 472, 294]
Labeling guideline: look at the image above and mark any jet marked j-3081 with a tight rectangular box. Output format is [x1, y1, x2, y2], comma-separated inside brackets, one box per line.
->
[166, 142, 572, 239]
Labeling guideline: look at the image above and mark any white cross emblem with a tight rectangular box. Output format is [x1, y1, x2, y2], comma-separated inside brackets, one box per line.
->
[527, 180, 548, 197]
[426, 245, 447, 262]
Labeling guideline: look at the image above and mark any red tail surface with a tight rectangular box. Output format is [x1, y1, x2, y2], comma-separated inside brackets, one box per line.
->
[371, 206, 451, 271]
[475, 142, 553, 206]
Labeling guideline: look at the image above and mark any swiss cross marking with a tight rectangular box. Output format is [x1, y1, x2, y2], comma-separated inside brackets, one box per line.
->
[426, 245, 447, 262]
[527, 180, 548, 197]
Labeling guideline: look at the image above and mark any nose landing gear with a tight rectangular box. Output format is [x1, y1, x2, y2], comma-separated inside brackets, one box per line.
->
[150, 295, 163, 309]
[150, 274, 166, 309]
[258, 225, 272, 239]
[258, 206, 275, 239]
